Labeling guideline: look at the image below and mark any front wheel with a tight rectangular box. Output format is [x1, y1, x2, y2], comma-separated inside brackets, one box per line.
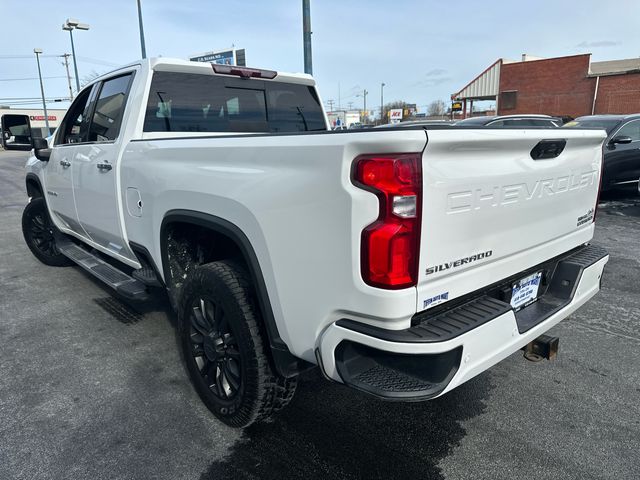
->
[179, 260, 296, 428]
[21, 197, 72, 267]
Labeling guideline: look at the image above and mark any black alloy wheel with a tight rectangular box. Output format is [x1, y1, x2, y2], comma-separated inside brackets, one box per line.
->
[188, 297, 242, 401]
[21, 197, 72, 267]
[179, 260, 297, 428]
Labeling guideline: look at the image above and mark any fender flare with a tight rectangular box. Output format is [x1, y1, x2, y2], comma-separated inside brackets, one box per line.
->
[160, 210, 312, 377]
[25, 172, 44, 198]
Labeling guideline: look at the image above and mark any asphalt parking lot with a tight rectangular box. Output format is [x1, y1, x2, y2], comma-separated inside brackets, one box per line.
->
[0, 149, 639, 480]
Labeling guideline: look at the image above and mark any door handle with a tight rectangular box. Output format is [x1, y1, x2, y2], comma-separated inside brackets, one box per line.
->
[59, 160, 71, 168]
[97, 162, 112, 172]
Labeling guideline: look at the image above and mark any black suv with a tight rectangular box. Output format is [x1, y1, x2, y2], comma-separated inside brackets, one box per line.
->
[564, 114, 640, 190]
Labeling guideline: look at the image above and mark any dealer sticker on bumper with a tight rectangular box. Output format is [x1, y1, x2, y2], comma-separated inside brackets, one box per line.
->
[510, 272, 542, 310]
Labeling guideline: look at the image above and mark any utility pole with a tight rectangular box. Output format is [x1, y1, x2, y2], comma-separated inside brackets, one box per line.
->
[302, 0, 313, 74]
[348, 101, 353, 110]
[363, 89, 368, 122]
[327, 99, 334, 111]
[33, 48, 50, 132]
[338, 82, 341, 110]
[137, 0, 147, 59]
[61, 54, 74, 101]
[380, 82, 385, 124]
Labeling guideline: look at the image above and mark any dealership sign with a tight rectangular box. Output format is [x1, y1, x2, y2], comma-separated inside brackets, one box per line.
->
[189, 48, 246, 66]
[451, 101, 463, 112]
[30, 115, 56, 121]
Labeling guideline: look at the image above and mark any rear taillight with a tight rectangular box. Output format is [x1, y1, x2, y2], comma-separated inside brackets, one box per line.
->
[353, 154, 422, 289]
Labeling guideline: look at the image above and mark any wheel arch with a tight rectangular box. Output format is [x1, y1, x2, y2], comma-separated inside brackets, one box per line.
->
[160, 210, 312, 378]
[25, 173, 44, 199]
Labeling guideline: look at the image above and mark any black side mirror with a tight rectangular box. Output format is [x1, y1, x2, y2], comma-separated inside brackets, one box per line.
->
[1, 114, 32, 151]
[609, 135, 633, 146]
[33, 137, 51, 162]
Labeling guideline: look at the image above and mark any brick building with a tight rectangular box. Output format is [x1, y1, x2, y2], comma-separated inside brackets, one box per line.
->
[452, 53, 640, 118]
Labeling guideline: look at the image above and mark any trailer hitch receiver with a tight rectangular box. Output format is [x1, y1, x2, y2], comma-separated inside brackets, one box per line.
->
[522, 334, 559, 362]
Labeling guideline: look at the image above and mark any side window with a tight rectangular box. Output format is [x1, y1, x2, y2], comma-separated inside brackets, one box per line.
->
[88, 73, 133, 142]
[531, 119, 557, 127]
[502, 119, 531, 127]
[266, 84, 326, 132]
[615, 120, 640, 142]
[54, 87, 94, 145]
[489, 120, 505, 126]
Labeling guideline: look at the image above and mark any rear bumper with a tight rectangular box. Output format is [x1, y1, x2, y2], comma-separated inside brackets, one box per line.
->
[316, 244, 609, 400]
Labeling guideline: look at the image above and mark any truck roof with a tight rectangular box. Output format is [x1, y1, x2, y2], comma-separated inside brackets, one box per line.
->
[91, 57, 316, 87]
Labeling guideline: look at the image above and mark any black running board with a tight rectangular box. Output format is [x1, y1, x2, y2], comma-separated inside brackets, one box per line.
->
[57, 239, 149, 301]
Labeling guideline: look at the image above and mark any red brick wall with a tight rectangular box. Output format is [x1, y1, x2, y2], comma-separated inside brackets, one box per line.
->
[498, 54, 596, 117]
[594, 73, 640, 114]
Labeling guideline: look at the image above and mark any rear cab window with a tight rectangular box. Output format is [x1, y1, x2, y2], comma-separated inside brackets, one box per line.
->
[143, 71, 327, 134]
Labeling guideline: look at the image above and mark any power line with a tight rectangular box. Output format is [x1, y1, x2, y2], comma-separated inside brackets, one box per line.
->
[0, 54, 61, 59]
[0, 54, 119, 67]
[0, 76, 67, 82]
[76, 56, 119, 67]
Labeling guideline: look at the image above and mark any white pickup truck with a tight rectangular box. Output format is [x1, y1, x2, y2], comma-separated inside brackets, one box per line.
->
[17, 58, 609, 427]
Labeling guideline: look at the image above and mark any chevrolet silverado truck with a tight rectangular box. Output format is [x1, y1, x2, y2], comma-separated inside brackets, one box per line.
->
[17, 58, 609, 427]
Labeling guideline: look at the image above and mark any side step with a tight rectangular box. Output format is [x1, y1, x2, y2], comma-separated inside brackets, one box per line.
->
[57, 239, 149, 301]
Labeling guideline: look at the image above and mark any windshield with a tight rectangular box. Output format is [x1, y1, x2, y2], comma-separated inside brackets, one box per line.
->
[562, 118, 621, 134]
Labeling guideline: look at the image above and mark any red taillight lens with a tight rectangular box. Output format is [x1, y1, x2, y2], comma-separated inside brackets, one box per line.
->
[211, 64, 277, 79]
[353, 154, 422, 289]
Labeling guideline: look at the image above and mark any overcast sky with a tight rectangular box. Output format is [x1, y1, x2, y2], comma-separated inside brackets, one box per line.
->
[2, 0, 640, 113]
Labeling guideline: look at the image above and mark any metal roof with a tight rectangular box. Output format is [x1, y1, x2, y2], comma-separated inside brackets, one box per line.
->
[589, 58, 640, 76]
[452, 59, 501, 100]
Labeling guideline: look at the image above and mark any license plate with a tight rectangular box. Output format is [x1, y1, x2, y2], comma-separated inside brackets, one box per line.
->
[510, 272, 542, 310]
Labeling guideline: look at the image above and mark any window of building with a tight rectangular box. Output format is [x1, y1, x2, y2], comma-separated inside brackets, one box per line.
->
[500, 91, 517, 110]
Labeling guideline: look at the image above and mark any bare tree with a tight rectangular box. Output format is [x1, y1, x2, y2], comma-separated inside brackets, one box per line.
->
[427, 100, 447, 116]
[385, 100, 410, 110]
[81, 69, 105, 87]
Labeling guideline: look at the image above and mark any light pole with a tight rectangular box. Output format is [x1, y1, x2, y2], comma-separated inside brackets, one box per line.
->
[137, 0, 147, 58]
[380, 82, 385, 124]
[302, 0, 312, 74]
[62, 18, 90, 93]
[33, 48, 50, 132]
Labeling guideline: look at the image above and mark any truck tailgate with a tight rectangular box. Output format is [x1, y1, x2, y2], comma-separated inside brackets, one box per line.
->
[416, 128, 607, 313]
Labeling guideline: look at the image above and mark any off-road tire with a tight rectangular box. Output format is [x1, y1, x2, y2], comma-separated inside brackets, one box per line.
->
[179, 260, 296, 427]
[21, 197, 72, 267]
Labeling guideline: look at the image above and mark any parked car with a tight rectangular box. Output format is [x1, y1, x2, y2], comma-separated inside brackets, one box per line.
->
[563, 114, 640, 190]
[375, 120, 456, 128]
[17, 58, 608, 428]
[454, 114, 561, 128]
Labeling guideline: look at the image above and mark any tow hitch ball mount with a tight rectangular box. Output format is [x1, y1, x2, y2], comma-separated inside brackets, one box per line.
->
[522, 334, 559, 362]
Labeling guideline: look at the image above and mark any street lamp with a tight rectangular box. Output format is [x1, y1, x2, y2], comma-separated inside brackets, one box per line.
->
[33, 48, 50, 132]
[62, 18, 90, 93]
[137, 0, 147, 59]
[380, 83, 385, 124]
